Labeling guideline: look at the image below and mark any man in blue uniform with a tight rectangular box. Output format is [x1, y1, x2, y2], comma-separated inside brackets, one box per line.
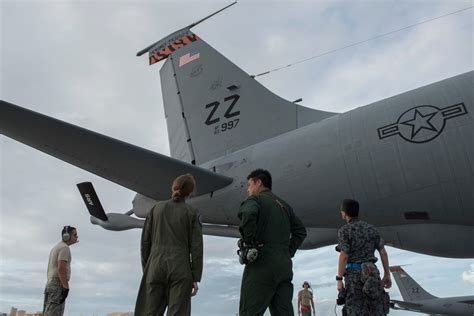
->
[336, 199, 391, 316]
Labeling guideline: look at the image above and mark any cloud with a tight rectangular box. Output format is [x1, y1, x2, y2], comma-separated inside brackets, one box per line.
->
[1, 0, 473, 315]
[462, 264, 474, 285]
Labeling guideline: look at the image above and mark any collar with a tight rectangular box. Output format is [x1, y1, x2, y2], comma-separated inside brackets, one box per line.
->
[348, 217, 359, 224]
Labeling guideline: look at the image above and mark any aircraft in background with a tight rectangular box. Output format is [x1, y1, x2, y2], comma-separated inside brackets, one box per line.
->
[390, 266, 474, 315]
[1, 3, 473, 258]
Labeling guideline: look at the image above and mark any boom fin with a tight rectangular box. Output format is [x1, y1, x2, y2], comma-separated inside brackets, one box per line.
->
[77, 182, 146, 231]
[77, 182, 108, 221]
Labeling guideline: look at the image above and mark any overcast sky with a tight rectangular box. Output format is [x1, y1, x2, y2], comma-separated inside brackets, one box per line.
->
[1, 0, 473, 315]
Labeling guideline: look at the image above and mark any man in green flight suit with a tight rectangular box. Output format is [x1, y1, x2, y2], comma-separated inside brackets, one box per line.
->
[238, 169, 307, 315]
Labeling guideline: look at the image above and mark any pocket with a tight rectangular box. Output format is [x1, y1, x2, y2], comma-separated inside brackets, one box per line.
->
[362, 276, 382, 300]
[361, 262, 383, 300]
[46, 285, 63, 304]
[361, 262, 380, 280]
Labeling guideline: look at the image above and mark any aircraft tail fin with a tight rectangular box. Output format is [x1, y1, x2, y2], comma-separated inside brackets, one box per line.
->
[158, 33, 336, 164]
[390, 266, 437, 302]
[138, 6, 336, 164]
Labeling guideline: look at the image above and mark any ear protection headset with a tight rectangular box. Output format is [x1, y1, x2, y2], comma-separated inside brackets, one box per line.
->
[62, 226, 71, 242]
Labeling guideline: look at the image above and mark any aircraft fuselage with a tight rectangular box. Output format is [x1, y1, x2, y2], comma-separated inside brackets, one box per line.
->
[186, 71, 473, 258]
[396, 296, 474, 315]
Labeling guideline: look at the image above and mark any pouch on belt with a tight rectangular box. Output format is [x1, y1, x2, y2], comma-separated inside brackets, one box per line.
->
[360, 262, 384, 300]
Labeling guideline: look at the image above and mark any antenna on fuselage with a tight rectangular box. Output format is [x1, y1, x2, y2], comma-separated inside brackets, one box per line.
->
[136, 1, 237, 64]
[251, 5, 474, 78]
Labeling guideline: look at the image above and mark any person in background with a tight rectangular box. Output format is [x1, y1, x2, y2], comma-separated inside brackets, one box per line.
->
[298, 281, 315, 315]
[43, 226, 79, 316]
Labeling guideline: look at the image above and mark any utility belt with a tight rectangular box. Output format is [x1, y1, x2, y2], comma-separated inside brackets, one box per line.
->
[237, 239, 263, 265]
[346, 262, 363, 270]
[346, 260, 377, 270]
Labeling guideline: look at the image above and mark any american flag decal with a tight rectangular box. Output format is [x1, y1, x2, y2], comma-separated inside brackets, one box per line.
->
[179, 50, 200, 67]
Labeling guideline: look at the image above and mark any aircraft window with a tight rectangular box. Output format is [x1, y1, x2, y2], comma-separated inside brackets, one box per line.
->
[404, 212, 430, 220]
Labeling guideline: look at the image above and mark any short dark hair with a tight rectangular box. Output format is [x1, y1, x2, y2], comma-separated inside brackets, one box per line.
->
[247, 169, 272, 190]
[62, 226, 76, 236]
[341, 199, 359, 217]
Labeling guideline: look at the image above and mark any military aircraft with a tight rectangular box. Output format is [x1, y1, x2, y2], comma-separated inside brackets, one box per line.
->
[1, 3, 473, 259]
[389, 266, 474, 315]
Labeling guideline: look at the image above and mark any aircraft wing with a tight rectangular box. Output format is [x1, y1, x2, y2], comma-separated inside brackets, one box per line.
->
[0, 100, 233, 200]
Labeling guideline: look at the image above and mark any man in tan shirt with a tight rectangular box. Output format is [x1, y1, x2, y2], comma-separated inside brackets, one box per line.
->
[298, 281, 315, 316]
[43, 226, 79, 316]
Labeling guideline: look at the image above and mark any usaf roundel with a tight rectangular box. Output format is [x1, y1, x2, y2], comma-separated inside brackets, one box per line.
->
[377, 103, 467, 143]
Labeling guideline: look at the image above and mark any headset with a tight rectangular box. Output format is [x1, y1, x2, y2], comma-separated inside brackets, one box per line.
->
[62, 226, 72, 242]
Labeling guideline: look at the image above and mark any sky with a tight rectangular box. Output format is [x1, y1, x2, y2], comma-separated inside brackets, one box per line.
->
[1, 0, 473, 315]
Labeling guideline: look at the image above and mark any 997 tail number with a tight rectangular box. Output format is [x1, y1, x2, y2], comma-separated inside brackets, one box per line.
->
[214, 119, 240, 135]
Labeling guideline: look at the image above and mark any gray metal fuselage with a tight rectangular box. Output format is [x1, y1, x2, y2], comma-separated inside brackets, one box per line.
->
[394, 296, 474, 315]
[177, 71, 473, 258]
[2, 71, 471, 259]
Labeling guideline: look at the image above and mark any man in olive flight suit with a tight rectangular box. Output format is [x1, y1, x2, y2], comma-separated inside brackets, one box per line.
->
[238, 169, 307, 315]
[135, 174, 203, 316]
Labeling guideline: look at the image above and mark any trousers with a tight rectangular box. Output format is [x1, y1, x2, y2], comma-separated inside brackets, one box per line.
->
[239, 251, 294, 316]
[43, 278, 66, 316]
[343, 269, 386, 316]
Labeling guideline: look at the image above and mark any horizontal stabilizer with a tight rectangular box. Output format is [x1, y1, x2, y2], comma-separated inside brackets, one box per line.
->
[390, 299, 424, 310]
[77, 182, 108, 221]
[0, 101, 233, 200]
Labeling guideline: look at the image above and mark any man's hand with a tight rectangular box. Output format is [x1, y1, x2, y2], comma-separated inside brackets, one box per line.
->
[337, 280, 345, 292]
[59, 287, 69, 304]
[191, 282, 199, 296]
[382, 274, 392, 288]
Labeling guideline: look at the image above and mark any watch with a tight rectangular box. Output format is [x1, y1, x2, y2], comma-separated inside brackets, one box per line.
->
[336, 276, 343, 281]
